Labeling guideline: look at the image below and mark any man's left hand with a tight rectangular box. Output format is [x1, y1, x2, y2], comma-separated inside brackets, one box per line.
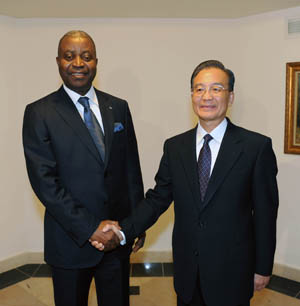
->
[254, 273, 270, 291]
[132, 232, 146, 253]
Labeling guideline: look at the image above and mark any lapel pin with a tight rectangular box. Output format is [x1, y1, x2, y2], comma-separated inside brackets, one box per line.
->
[109, 106, 112, 110]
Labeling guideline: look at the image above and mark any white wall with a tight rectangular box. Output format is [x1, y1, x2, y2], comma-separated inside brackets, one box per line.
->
[0, 16, 30, 260]
[1, 7, 300, 271]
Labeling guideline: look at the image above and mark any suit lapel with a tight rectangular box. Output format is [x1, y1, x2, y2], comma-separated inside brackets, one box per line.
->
[52, 86, 103, 165]
[201, 121, 243, 210]
[178, 127, 202, 212]
[95, 89, 115, 170]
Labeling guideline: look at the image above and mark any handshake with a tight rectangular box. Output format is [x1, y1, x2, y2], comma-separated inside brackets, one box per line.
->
[89, 220, 145, 253]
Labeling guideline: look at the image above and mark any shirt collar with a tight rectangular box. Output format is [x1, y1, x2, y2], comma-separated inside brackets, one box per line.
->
[63, 84, 98, 106]
[197, 118, 228, 144]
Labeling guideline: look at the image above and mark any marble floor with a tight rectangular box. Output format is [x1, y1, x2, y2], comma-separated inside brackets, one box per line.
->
[1, 263, 300, 306]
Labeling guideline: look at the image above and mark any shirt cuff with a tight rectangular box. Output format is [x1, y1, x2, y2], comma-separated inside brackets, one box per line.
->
[119, 230, 126, 245]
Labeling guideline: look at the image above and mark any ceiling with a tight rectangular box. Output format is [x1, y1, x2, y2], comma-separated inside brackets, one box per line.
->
[1, 0, 300, 19]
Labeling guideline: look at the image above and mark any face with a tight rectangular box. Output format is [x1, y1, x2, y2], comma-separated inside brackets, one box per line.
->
[191, 68, 234, 132]
[56, 36, 98, 96]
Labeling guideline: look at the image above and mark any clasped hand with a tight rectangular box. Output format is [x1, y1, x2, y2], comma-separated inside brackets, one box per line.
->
[89, 220, 122, 252]
[89, 220, 146, 252]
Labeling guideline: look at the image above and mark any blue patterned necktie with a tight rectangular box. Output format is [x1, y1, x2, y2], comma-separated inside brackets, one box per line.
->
[78, 97, 105, 162]
[198, 134, 213, 202]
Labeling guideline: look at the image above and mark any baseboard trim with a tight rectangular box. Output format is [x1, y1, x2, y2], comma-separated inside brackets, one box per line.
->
[273, 262, 300, 282]
[0, 252, 44, 273]
[1, 252, 299, 282]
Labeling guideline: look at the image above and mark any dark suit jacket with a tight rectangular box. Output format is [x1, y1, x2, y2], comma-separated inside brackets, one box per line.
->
[23, 86, 144, 268]
[121, 120, 278, 306]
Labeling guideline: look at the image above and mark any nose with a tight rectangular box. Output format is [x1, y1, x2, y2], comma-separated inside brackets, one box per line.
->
[202, 88, 213, 99]
[72, 55, 84, 67]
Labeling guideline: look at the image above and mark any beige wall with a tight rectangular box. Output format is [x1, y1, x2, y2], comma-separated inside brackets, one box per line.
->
[1, 7, 300, 271]
[0, 16, 29, 260]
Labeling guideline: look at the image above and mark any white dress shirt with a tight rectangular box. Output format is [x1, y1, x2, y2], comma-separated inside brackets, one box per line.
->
[63, 84, 105, 134]
[196, 118, 228, 174]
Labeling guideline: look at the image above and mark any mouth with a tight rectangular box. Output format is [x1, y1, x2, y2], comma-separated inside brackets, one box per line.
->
[70, 72, 87, 78]
[200, 105, 216, 109]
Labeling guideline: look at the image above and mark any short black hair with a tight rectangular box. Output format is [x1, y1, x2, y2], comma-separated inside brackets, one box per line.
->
[58, 30, 96, 56]
[190, 60, 235, 92]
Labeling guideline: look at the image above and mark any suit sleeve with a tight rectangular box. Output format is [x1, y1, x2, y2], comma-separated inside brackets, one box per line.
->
[252, 137, 279, 276]
[121, 140, 173, 241]
[22, 104, 99, 247]
[124, 103, 144, 211]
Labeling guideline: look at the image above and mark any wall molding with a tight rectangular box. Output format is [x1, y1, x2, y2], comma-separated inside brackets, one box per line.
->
[0, 252, 44, 273]
[273, 262, 300, 282]
[1, 252, 300, 282]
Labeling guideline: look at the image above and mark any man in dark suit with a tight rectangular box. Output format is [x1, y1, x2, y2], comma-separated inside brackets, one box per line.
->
[96, 60, 279, 306]
[22, 30, 144, 306]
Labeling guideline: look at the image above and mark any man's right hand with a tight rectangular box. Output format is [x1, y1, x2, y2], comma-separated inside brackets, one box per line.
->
[89, 221, 122, 252]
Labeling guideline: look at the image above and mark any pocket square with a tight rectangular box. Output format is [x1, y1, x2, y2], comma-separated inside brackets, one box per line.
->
[114, 122, 124, 132]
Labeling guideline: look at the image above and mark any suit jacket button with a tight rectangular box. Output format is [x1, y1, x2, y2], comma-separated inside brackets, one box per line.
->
[198, 221, 206, 229]
[194, 250, 199, 256]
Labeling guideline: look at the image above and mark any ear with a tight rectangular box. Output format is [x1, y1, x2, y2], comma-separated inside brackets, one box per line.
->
[228, 91, 234, 106]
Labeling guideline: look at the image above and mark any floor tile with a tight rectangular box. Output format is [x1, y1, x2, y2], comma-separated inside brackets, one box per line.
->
[252, 287, 300, 305]
[129, 286, 140, 295]
[0, 269, 29, 289]
[131, 263, 163, 277]
[1, 275, 300, 306]
[18, 278, 55, 306]
[0, 284, 48, 305]
[130, 276, 176, 306]
[163, 263, 174, 276]
[87, 280, 97, 306]
[267, 275, 300, 297]
[33, 264, 52, 277]
[17, 264, 40, 277]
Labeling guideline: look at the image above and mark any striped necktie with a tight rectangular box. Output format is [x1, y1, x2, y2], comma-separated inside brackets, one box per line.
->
[198, 134, 213, 201]
[78, 97, 105, 162]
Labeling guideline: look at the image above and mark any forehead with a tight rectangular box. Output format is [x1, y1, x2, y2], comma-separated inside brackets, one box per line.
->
[193, 68, 229, 85]
[59, 36, 96, 54]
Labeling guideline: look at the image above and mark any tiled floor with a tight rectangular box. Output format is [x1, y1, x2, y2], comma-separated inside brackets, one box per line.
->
[0, 263, 300, 305]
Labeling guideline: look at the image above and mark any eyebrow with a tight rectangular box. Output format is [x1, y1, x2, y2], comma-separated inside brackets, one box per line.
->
[194, 82, 225, 87]
[63, 49, 92, 53]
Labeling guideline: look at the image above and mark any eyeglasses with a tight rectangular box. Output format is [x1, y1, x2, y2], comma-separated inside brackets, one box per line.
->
[192, 85, 229, 97]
